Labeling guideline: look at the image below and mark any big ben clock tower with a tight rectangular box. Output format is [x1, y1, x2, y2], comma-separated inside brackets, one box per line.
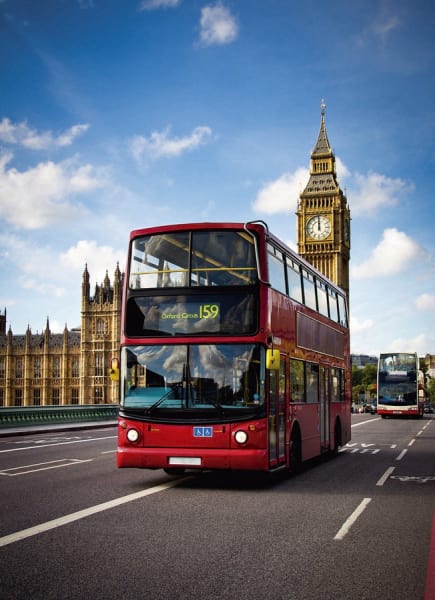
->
[297, 101, 351, 300]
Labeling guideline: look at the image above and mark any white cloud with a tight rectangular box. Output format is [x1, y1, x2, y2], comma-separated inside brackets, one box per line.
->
[253, 167, 309, 214]
[139, 0, 180, 10]
[416, 293, 435, 313]
[0, 118, 89, 150]
[199, 3, 238, 46]
[60, 240, 125, 283]
[354, 12, 400, 48]
[251, 159, 412, 220]
[130, 125, 212, 162]
[388, 333, 430, 356]
[350, 315, 374, 335]
[350, 171, 413, 216]
[0, 233, 68, 300]
[0, 154, 107, 229]
[335, 156, 350, 180]
[351, 228, 425, 279]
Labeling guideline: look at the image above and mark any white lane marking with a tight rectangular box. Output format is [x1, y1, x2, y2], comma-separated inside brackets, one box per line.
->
[408, 439, 416, 447]
[376, 466, 395, 487]
[396, 449, 407, 461]
[334, 498, 372, 541]
[0, 436, 116, 454]
[351, 418, 380, 428]
[0, 458, 92, 476]
[0, 476, 192, 548]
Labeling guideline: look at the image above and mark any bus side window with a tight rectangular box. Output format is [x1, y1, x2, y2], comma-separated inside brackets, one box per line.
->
[316, 280, 328, 317]
[286, 258, 303, 304]
[328, 288, 339, 323]
[331, 368, 344, 402]
[290, 359, 305, 403]
[267, 244, 287, 295]
[301, 269, 316, 311]
[337, 294, 348, 327]
[306, 363, 319, 403]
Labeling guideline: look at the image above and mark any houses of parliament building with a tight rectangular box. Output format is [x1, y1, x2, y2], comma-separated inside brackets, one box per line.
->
[0, 103, 352, 408]
[0, 265, 122, 407]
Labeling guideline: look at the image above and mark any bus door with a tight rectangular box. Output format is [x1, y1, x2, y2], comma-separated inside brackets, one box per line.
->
[319, 366, 330, 450]
[268, 355, 287, 468]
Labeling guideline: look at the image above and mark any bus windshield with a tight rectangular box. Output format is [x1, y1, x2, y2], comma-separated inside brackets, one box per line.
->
[378, 353, 418, 406]
[121, 343, 265, 419]
[129, 230, 258, 289]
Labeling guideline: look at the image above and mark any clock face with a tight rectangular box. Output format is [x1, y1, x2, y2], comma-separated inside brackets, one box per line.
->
[306, 215, 331, 240]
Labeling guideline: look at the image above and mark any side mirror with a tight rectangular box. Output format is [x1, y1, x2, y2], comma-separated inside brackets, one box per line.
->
[266, 349, 280, 370]
[109, 357, 120, 381]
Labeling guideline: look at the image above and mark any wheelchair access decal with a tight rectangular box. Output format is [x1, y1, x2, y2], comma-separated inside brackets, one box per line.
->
[193, 426, 213, 438]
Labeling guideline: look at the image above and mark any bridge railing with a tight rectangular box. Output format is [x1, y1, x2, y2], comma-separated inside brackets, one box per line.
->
[0, 404, 119, 428]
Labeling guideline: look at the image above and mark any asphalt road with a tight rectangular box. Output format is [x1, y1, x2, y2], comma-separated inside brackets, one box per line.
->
[0, 414, 434, 600]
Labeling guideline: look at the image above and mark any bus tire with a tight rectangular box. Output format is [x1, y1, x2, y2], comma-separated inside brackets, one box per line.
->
[333, 419, 342, 453]
[290, 426, 302, 473]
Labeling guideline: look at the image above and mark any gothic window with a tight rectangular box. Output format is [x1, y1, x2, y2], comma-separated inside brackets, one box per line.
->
[33, 389, 41, 406]
[96, 318, 107, 335]
[0, 358, 5, 379]
[95, 353, 104, 377]
[14, 389, 22, 407]
[0, 388, 4, 406]
[16, 358, 23, 379]
[94, 387, 104, 404]
[52, 388, 60, 404]
[34, 358, 41, 379]
[52, 357, 60, 379]
[72, 358, 80, 378]
[71, 388, 79, 404]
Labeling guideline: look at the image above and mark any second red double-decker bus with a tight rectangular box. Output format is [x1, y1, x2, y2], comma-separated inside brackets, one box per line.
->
[116, 221, 351, 474]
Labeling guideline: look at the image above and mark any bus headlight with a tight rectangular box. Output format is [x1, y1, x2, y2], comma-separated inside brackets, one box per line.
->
[234, 430, 248, 445]
[126, 428, 140, 443]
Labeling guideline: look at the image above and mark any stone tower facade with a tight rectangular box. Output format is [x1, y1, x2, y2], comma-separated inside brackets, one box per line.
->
[0, 265, 122, 407]
[296, 101, 351, 300]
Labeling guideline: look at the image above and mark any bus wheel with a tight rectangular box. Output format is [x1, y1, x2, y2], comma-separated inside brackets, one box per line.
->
[290, 427, 302, 473]
[164, 468, 186, 476]
[333, 420, 342, 453]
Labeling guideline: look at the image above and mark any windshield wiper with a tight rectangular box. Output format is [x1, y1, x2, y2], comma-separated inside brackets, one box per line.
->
[145, 389, 175, 414]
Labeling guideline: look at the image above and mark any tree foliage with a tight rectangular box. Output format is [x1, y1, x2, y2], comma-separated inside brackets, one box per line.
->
[352, 364, 377, 401]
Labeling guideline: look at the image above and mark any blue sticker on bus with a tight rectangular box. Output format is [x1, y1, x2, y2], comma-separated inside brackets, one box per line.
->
[193, 426, 213, 437]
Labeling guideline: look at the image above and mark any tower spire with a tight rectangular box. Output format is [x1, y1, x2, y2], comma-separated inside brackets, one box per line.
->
[296, 101, 351, 301]
[312, 98, 332, 158]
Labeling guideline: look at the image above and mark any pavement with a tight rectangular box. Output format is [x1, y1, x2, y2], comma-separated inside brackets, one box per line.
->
[0, 421, 118, 437]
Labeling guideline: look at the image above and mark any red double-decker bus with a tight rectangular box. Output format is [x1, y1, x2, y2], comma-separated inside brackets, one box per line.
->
[116, 221, 351, 474]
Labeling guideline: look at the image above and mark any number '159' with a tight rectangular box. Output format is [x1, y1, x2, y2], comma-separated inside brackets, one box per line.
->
[199, 304, 219, 319]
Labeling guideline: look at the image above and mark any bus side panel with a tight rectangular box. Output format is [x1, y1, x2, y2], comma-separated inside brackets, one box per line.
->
[290, 403, 321, 462]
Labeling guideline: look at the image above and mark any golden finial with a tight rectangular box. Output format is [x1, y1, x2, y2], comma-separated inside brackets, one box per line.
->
[321, 98, 326, 116]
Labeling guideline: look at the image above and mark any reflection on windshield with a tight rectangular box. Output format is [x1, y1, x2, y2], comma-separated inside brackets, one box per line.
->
[121, 344, 264, 416]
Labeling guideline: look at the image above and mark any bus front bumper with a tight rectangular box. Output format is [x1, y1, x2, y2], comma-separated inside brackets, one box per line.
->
[117, 446, 269, 471]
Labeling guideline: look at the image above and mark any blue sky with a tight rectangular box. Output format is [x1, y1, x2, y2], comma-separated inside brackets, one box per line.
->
[1, 0, 434, 357]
